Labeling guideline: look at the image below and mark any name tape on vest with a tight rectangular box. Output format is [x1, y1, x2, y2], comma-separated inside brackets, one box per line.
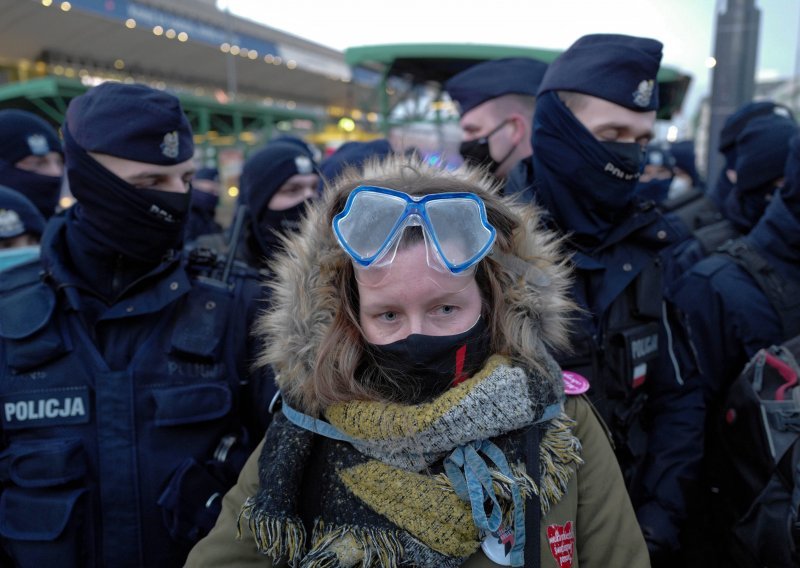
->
[1, 388, 90, 430]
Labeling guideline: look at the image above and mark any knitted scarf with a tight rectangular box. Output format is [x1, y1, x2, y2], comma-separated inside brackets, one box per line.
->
[239, 355, 583, 567]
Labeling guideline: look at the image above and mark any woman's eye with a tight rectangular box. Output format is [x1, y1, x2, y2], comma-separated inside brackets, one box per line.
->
[381, 312, 397, 322]
[439, 305, 455, 315]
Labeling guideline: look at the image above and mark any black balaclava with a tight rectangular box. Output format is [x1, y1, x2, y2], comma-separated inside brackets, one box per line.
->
[724, 113, 797, 232]
[58, 82, 195, 296]
[532, 91, 645, 248]
[240, 141, 317, 257]
[360, 317, 492, 405]
[712, 101, 795, 209]
[0, 109, 64, 219]
[63, 126, 190, 263]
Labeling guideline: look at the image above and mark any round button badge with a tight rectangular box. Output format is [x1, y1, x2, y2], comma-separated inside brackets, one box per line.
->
[562, 371, 590, 395]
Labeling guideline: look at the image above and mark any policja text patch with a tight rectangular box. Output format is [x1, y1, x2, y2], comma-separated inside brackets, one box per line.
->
[1, 387, 90, 429]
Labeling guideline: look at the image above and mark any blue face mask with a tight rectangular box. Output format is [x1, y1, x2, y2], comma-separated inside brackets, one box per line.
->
[0, 245, 40, 272]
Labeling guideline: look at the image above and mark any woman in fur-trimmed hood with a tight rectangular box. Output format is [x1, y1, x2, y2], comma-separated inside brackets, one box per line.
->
[186, 157, 649, 568]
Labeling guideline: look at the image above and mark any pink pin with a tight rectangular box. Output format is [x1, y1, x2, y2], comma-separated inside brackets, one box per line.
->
[562, 371, 590, 395]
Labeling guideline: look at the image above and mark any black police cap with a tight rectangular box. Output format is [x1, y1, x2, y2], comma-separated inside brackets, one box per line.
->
[538, 34, 662, 112]
[445, 57, 548, 115]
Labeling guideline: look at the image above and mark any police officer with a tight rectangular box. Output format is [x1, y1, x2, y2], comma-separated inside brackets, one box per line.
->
[670, 134, 800, 568]
[185, 167, 223, 242]
[664, 110, 798, 288]
[0, 109, 64, 219]
[444, 57, 548, 181]
[527, 34, 704, 564]
[196, 141, 319, 269]
[709, 100, 795, 211]
[0, 82, 270, 567]
[672, 132, 800, 408]
[724, 112, 797, 233]
[0, 185, 45, 270]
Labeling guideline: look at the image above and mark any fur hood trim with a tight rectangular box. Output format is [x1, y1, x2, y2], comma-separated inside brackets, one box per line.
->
[255, 156, 574, 414]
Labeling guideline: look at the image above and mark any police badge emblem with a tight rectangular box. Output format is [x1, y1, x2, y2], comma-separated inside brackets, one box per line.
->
[294, 155, 313, 174]
[26, 134, 50, 156]
[632, 80, 655, 108]
[161, 130, 180, 159]
[0, 209, 24, 238]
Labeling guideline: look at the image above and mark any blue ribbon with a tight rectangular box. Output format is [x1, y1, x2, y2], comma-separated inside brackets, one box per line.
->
[280, 397, 357, 444]
[444, 439, 527, 566]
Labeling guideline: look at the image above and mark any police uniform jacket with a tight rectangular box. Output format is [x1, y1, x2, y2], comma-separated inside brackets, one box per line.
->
[670, 191, 800, 401]
[0, 212, 271, 567]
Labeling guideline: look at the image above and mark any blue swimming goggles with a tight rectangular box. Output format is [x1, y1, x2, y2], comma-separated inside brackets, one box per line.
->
[332, 186, 496, 280]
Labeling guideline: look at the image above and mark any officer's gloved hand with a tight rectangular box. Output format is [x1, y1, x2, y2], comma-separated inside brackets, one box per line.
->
[636, 502, 680, 568]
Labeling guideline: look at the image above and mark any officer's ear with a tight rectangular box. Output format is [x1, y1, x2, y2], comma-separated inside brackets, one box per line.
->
[508, 114, 527, 146]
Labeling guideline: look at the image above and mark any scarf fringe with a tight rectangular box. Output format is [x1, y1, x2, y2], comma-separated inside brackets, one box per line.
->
[299, 518, 405, 568]
[538, 416, 583, 512]
[238, 496, 307, 566]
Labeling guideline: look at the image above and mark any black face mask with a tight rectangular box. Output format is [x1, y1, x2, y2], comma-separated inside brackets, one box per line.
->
[459, 120, 514, 174]
[0, 161, 62, 219]
[360, 317, 492, 404]
[602, 141, 646, 175]
[252, 200, 308, 256]
[63, 128, 190, 263]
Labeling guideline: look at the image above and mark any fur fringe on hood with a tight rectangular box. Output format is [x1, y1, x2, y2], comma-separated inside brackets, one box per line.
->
[256, 156, 575, 415]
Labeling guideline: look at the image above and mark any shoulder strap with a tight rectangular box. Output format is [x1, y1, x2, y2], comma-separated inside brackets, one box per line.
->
[718, 239, 800, 339]
[524, 425, 541, 568]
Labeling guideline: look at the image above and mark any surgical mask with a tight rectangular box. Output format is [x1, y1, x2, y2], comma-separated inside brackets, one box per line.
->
[360, 317, 491, 404]
[459, 120, 512, 174]
[667, 176, 692, 200]
[0, 245, 39, 272]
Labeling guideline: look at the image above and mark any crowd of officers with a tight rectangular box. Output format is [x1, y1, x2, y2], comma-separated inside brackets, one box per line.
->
[0, 31, 796, 567]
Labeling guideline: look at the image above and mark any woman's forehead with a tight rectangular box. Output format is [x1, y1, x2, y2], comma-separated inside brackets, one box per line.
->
[356, 243, 479, 306]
